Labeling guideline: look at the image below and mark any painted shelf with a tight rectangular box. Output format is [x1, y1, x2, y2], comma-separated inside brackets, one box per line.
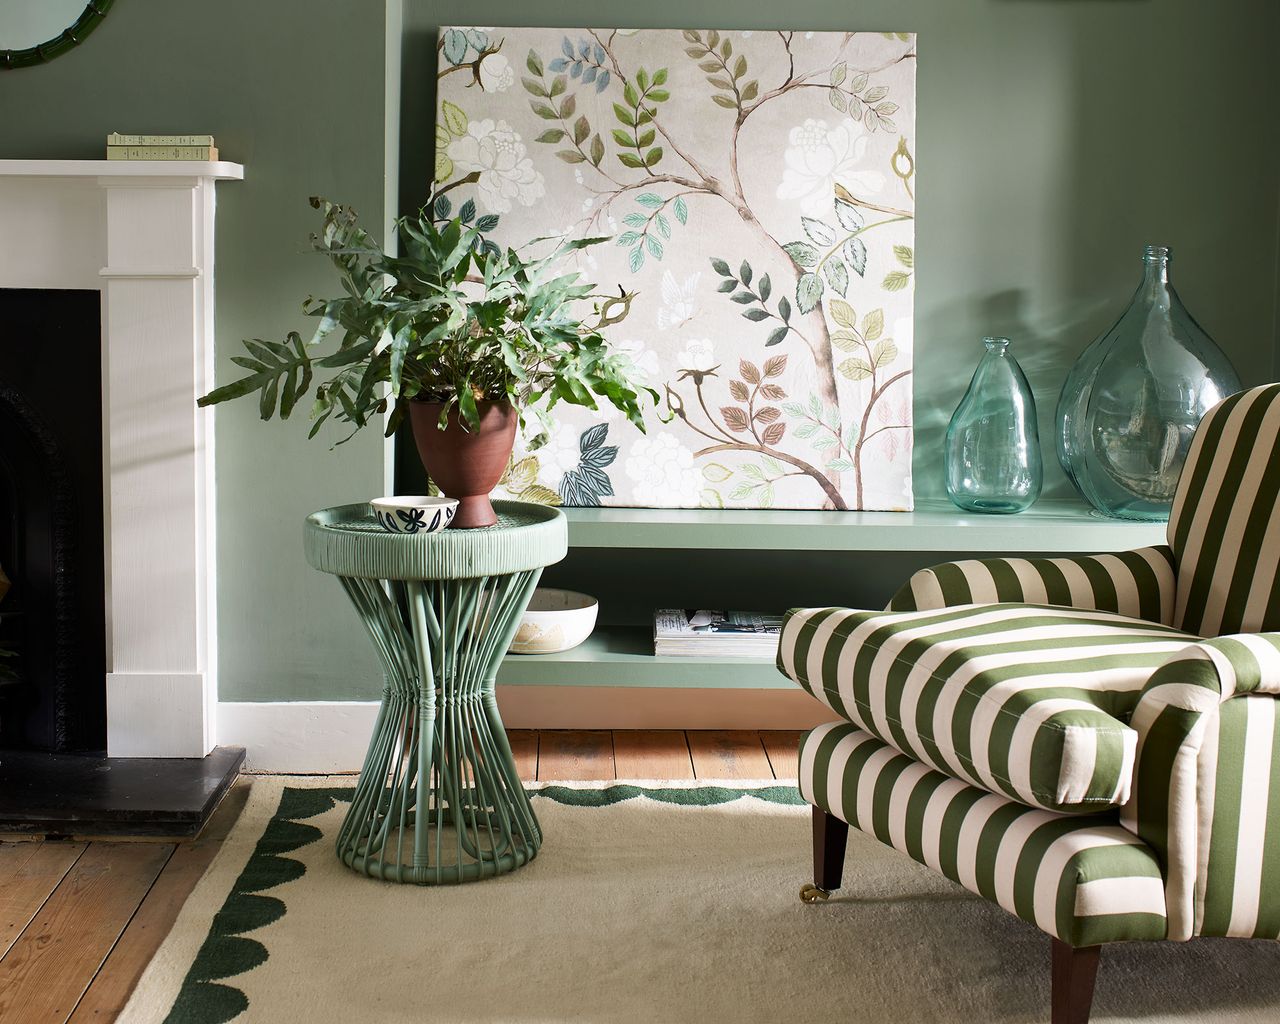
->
[563, 498, 1167, 552]
[0, 159, 244, 180]
[497, 625, 789, 689]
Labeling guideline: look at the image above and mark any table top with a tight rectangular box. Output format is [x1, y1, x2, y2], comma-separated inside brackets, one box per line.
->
[305, 501, 568, 580]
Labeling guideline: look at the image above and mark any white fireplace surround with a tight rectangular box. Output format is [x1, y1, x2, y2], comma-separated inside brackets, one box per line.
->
[0, 160, 243, 758]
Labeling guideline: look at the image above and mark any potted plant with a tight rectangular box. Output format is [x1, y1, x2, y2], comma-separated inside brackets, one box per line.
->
[198, 197, 655, 528]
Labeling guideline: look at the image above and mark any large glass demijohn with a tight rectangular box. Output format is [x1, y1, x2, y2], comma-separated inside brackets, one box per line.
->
[1055, 245, 1240, 521]
[944, 337, 1042, 514]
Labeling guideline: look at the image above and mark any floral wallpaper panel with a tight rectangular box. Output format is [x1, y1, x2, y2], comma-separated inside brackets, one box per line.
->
[435, 27, 916, 510]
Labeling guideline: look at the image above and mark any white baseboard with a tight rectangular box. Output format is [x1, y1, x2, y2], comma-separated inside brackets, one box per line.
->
[218, 687, 831, 774]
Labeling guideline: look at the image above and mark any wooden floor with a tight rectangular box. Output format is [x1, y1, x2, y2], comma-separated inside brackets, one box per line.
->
[0, 730, 799, 1022]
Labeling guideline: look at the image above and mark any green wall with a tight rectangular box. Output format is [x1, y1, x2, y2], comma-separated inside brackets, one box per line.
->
[4, 0, 1279, 703]
[0, 0, 400, 703]
[403, 0, 1280, 501]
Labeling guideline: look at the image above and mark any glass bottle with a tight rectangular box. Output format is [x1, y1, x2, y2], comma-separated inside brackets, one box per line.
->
[1055, 245, 1241, 521]
[945, 337, 1043, 514]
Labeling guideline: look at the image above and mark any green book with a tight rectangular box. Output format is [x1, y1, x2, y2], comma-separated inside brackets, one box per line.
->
[106, 133, 215, 147]
[106, 145, 220, 160]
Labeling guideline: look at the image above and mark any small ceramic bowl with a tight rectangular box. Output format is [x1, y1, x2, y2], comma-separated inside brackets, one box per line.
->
[509, 589, 598, 655]
[370, 495, 458, 535]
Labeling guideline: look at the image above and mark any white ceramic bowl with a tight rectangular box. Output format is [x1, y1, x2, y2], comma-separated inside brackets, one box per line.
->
[370, 495, 458, 535]
[509, 589, 598, 655]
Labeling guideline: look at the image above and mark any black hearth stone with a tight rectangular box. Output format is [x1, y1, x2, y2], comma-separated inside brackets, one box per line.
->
[0, 746, 245, 838]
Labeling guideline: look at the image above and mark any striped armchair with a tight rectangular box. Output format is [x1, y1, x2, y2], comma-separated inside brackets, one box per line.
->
[778, 384, 1280, 1024]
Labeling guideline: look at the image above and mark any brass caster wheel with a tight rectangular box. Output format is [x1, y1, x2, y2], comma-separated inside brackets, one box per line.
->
[799, 883, 831, 904]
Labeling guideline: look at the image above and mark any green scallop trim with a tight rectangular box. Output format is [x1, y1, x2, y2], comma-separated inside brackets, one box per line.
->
[161, 783, 801, 1023]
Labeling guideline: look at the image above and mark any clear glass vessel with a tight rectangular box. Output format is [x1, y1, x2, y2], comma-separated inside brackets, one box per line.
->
[1055, 245, 1241, 521]
[945, 337, 1043, 514]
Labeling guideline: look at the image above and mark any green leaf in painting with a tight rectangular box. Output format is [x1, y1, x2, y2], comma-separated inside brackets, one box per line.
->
[834, 198, 864, 231]
[893, 244, 914, 268]
[796, 272, 824, 314]
[882, 271, 911, 292]
[629, 246, 645, 273]
[442, 29, 468, 65]
[742, 308, 770, 322]
[673, 196, 688, 224]
[765, 325, 788, 347]
[702, 462, 733, 483]
[590, 133, 605, 166]
[801, 217, 837, 246]
[778, 296, 792, 321]
[831, 329, 860, 352]
[782, 241, 819, 268]
[527, 49, 544, 76]
[839, 358, 873, 381]
[636, 192, 664, 208]
[711, 94, 737, 109]
[536, 129, 566, 143]
[646, 235, 664, 259]
[710, 257, 732, 277]
[872, 339, 899, 368]
[824, 259, 849, 297]
[844, 237, 868, 277]
[828, 90, 848, 113]
[863, 308, 885, 341]
[441, 101, 468, 137]
[828, 298, 856, 329]
[757, 274, 771, 302]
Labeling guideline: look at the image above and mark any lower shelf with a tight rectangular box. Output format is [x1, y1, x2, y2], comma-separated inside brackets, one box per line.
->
[496, 625, 791, 689]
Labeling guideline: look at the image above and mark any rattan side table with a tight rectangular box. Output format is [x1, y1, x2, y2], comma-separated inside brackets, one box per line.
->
[304, 500, 567, 884]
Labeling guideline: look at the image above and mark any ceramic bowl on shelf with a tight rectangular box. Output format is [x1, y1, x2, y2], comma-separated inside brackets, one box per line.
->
[370, 495, 458, 535]
[509, 589, 598, 655]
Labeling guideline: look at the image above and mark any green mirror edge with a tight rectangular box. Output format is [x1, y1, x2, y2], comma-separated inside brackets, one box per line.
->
[1, 0, 114, 71]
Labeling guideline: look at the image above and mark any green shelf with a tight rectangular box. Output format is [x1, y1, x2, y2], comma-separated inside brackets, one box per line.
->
[562, 498, 1167, 553]
[496, 625, 792, 689]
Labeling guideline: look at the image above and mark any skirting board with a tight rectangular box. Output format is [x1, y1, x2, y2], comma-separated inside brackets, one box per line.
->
[218, 687, 832, 774]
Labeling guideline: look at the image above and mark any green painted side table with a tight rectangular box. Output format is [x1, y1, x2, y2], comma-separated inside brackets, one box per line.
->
[304, 500, 567, 884]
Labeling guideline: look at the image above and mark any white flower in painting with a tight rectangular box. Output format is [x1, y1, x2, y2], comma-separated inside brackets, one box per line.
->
[447, 119, 545, 213]
[525, 420, 582, 487]
[657, 270, 700, 331]
[613, 337, 661, 384]
[477, 52, 514, 92]
[625, 433, 702, 506]
[676, 338, 717, 374]
[776, 118, 885, 216]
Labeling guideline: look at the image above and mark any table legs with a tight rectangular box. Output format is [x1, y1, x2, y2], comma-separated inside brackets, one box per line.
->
[334, 570, 542, 883]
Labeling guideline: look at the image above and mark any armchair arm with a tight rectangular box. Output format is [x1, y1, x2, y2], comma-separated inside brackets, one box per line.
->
[886, 545, 1176, 623]
[1122, 633, 1280, 940]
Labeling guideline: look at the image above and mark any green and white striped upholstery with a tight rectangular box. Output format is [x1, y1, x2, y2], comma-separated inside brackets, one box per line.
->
[801, 722, 1168, 946]
[1168, 384, 1280, 637]
[778, 603, 1197, 813]
[1122, 632, 1280, 940]
[888, 547, 1177, 623]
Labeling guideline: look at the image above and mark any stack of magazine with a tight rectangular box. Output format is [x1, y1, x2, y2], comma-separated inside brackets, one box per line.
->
[653, 609, 784, 659]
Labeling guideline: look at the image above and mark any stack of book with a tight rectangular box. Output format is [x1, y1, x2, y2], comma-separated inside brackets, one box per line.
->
[106, 133, 219, 161]
[653, 609, 784, 659]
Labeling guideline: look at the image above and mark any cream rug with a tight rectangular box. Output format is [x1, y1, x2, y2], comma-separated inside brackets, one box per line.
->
[120, 778, 1280, 1024]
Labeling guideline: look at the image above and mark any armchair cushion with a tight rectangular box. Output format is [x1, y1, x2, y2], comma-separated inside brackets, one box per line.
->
[779, 603, 1198, 814]
[801, 721, 1169, 946]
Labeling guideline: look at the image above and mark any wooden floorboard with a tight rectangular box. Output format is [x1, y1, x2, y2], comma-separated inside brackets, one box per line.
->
[760, 731, 804, 779]
[506, 730, 539, 782]
[0, 841, 87, 961]
[611, 731, 694, 779]
[67, 781, 252, 1024]
[536, 730, 615, 781]
[687, 731, 774, 779]
[0, 843, 173, 1023]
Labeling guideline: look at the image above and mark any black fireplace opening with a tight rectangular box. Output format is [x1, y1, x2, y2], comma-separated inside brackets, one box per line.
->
[0, 288, 106, 753]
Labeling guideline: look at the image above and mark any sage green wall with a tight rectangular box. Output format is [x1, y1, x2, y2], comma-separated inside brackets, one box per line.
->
[0, 0, 400, 703]
[401, 0, 1280, 501]
[3, 0, 1278, 704]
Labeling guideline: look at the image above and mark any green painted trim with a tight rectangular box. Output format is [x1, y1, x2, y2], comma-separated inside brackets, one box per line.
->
[161, 782, 801, 1024]
[497, 625, 793, 689]
[563, 498, 1167, 553]
[1, 1, 114, 70]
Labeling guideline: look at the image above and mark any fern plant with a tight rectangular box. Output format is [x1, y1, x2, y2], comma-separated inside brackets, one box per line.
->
[198, 197, 655, 446]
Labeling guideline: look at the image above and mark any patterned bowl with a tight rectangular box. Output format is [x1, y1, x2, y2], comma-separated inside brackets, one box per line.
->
[370, 495, 458, 535]
[509, 589, 598, 655]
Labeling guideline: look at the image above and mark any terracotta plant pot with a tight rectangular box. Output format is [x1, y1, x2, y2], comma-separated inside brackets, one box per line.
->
[409, 399, 518, 529]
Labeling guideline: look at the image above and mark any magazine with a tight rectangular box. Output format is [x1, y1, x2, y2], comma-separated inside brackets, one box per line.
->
[653, 609, 784, 659]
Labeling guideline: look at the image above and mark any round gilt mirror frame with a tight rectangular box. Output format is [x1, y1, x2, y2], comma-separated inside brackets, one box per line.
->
[2, 0, 115, 71]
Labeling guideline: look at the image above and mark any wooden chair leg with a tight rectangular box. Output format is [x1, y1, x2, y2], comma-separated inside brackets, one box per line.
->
[813, 806, 848, 891]
[1051, 939, 1100, 1024]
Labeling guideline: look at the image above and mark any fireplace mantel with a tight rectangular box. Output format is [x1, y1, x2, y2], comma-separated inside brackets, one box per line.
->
[0, 159, 244, 757]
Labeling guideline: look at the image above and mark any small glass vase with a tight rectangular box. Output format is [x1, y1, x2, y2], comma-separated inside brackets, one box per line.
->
[1055, 245, 1241, 521]
[945, 337, 1043, 514]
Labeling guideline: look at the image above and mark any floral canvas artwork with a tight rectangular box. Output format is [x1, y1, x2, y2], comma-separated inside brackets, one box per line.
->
[434, 27, 916, 510]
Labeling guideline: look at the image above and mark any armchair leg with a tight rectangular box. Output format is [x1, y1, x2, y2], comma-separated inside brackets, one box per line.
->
[800, 806, 849, 903]
[1051, 939, 1100, 1024]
